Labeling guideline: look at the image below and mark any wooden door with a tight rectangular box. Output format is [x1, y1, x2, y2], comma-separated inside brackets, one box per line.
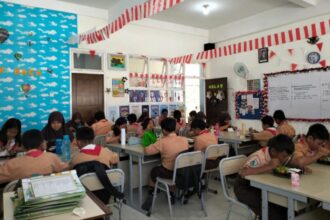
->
[72, 73, 104, 125]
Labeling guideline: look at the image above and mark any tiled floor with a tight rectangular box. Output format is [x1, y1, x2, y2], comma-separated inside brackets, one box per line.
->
[111, 179, 250, 220]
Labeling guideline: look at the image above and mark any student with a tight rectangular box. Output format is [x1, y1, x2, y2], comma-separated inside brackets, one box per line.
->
[105, 117, 127, 144]
[218, 111, 235, 131]
[71, 127, 118, 168]
[0, 118, 22, 154]
[137, 112, 149, 123]
[190, 119, 218, 169]
[173, 110, 186, 133]
[0, 129, 68, 184]
[187, 110, 197, 127]
[91, 111, 112, 136]
[234, 134, 294, 219]
[158, 109, 168, 125]
[42, 111, 73, 152]
[141, 118, 157, 147]
[127, 113, 143, 137]
[291, 123, 330, 167]
[196, 111, 206, 122]
[142, 118, 189, 211]
[273, 110, 296, 138]
[250, 115, 277, 146]
[65, 112, 87, 133]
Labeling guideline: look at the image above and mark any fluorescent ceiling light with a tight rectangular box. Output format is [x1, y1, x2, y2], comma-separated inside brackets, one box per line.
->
[203, 4, 210, 15]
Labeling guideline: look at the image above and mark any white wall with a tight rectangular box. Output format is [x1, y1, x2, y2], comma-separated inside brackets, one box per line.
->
[208, 13, 330, 134]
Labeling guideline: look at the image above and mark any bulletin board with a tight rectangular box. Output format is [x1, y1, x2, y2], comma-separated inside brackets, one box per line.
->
[235, 91, 264, 120]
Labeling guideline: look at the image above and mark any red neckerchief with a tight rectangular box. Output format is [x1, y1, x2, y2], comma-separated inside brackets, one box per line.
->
[26, 149, 44, 158]
[178, 119, 184, 126]
[80, 144, 102, 156]
[266, 127, 277, 136]
[261, 147, 268, 153]
[199, 129, 209, 135]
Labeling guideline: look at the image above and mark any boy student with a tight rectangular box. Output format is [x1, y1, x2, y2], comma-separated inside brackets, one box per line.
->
[250, 115, 277, 146]
[0, 129, 68, 184]
[190, 119, 218, 169]
[91, 111, 112, 136]
[273, 110, 296, 138]
[234, 134, 294, 220]
[71, 127, 118, 168]
[291, 123, 330, 168]
[142, 118, 189, 211]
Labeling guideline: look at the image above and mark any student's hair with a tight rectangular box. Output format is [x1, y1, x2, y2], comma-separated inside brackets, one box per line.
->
[112, 117, 127, 136]
[138, 112, 149, 123]
[273, 110, 286, 121]
[160, 118, 176, 133]
[306, 123, 329, 140]
[76, 127, 94, 142]
[71, 112, 84, 123]
[218, 112, 231, 125]
[196, 111, 206, 120]
[94, 111, 106, 121]
[189, 110, 197, 118]
[261, 115, 274, 127]
[190, 119, 206, 130]
[22, 129, 43, 150]
[268, 134, 294, 155]
[161, 109, 168, 115]
[46, 111, 65, 131]
[127, 114, 137, 124]
[0, 118, 22, 146]
[173, 110, 182, 122]
[141, 118, 153, 130]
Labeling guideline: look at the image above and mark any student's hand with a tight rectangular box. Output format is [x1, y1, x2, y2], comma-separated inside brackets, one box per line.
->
[317, 149, 329, 158]
[270, 158, 281, 168]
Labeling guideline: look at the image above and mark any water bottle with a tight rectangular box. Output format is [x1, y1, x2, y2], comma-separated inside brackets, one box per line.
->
[61, 135, 71, 162]
[55, 139, 63, 156]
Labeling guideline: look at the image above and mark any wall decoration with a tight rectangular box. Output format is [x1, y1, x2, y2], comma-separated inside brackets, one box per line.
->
[142, 105, 150, 116]
[119, 105, 129, 118]
[306, 51, 321, 64]
[150, 105, 159, 118]
[130, 105, 141, 118]
[168, 104, 178, 117]
[247, 79, 261, 91]
[205, 78, 228, 125]
[112, 78, 125, 97]
[160, 104, 168, 114]
[108, 54, 126, 70]
[129, 90, 148, 102]
[150, 90, 166, 102]
[258, 47, 268, 63]
[107, 106, 119, 123]
[235, 91, 264, 120]
[177, 104, 186, 119]
[0, 1, 77, 130]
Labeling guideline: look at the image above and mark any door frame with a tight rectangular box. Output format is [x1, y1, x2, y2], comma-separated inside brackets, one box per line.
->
[70, 48, 106, 119]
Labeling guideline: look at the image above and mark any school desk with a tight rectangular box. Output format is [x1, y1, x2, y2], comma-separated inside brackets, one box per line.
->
[3, 189, 112, 220]
[218, 131, 258, 155]
[245, 163, 330, 220]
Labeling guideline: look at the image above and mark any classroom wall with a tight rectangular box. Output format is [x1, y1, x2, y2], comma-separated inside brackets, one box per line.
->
[208, 13, 330, 134]
[0, 1, 77, 130]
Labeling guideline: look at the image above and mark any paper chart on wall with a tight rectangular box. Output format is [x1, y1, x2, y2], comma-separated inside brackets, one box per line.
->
[108, 106, 119, 123]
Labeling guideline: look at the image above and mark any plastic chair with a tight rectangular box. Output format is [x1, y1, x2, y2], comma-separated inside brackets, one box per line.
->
[79, 169, 125, 220]
[203, 144, 229, 195]
[219, 155, 255, 220]
[93, 135, 106, 146]
[3, 180, 18, 192]
[149, 151, 207, 220]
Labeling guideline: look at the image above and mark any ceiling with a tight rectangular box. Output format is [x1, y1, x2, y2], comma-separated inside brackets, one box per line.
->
[59, 0, 301, 29]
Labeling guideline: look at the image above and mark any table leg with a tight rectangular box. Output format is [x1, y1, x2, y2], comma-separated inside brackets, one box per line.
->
[287, 198, 294, 220]
[233, 143, 239, 155]
[129, 154, 133, 205]
[138, 156, 143, 207]
[261, 189, 268, 220]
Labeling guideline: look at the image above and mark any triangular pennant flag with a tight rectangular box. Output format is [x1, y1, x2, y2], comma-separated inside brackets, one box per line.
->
[291, 63, 297, 71]
[269, 51, 276, 59]
[288, 49, 294, 56]
[316, 42, 323, 52]
[320, 59, 327, 68]
[89, 50, 96, 58]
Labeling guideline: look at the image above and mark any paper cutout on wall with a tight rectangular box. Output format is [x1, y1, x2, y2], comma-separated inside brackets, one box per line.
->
[21, 84, 32, 98]
[0, 28, 9, 44]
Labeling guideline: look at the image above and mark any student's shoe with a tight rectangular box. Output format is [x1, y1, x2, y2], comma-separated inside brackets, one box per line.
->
[142, 195, 153, 211]
[170, 192, 176, 205]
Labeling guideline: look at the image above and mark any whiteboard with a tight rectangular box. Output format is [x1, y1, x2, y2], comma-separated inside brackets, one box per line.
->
[267, 69, 330, 120]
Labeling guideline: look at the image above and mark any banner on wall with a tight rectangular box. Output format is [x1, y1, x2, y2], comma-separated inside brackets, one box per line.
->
[235, 91, 264, 120]
[205, 78, 228, 125]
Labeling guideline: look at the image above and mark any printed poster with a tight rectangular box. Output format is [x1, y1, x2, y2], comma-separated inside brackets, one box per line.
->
[119, 105, 129, 118]
[112, 78, 125, 97]
[150, 105, 160, 118]
[142, 105, 150, 117]
[107, 106, 119, 123]
[131, 105, 141, 118]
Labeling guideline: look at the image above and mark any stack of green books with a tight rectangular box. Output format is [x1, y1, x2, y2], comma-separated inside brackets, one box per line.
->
[11, 170, 85, 219]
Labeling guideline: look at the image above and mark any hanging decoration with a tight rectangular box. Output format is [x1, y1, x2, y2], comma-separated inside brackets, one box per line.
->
[288, 49, 294, 56]
[0, 28, 9, 44]
[89, 50, 96, 58]
[269, 50, 276, 59]
[291, 63, 298, 71]
[320, 59, 327, 68]
[316, 42, 323, 51]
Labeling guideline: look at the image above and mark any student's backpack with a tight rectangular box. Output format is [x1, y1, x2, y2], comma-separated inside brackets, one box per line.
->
[73, 161, 124, 204]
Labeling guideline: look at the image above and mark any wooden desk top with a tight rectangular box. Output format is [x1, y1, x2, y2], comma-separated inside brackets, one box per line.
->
[245, 163, 330, 202]
[3, 190, 111, 220]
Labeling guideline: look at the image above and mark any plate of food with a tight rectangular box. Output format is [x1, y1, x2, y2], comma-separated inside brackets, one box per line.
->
[273, 166, 303, 178]
[317, 156, 330, 165]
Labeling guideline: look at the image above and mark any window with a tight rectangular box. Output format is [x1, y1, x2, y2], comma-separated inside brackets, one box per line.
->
[71, 49, 104, 73]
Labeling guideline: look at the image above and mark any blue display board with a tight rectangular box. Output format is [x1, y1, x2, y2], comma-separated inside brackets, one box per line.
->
[235, 91, 264, 120]
[0, 2, 77, 131]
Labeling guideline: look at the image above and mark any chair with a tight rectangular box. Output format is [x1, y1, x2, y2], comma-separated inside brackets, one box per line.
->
[149, 151, 207, 219]
[3, 180, 18, 192]
[219, 155, 255, 220]
[79, 169, 125, 220]
[202, 144, 229, 195]
[93, 135, 106, 146]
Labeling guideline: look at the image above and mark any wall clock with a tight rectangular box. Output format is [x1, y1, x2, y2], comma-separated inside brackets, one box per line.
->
[307, 52, 321, 64]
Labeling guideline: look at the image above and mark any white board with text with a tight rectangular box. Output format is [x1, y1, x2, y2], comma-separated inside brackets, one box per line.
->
[267, 69, 330, 120]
